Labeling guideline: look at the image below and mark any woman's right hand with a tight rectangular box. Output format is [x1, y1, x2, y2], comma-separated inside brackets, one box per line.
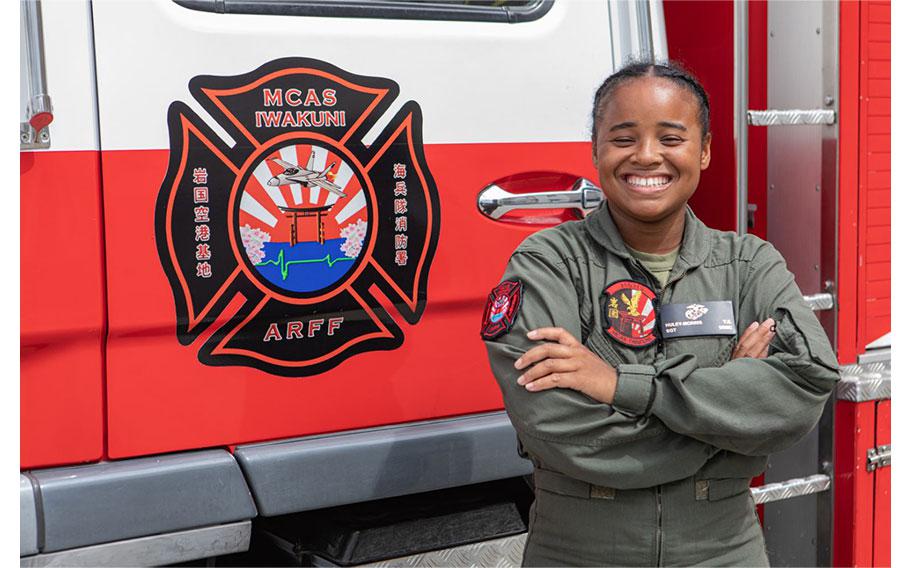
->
[731, 318, 776, 359]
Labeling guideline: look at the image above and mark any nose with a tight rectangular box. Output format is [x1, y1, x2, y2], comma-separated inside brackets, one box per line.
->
[631, 138, 662, 166]
[267, 177, 279, 187]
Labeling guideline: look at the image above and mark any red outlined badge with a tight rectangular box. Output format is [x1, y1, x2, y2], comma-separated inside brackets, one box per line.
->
[602, 280, 658, 348]
[481, 280, 523, 340]
[155, 58, 440, 376]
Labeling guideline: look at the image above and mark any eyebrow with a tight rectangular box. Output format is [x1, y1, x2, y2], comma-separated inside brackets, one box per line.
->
[608, 121, 688, 132]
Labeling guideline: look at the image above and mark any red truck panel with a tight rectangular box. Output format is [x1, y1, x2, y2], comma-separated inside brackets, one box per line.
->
[102, 141, 599, 458]
[857, 0, 890, 350]
[664, 0, 737, 233]
[21, 151, 106, 468]
[873, 400, 890, 567]
[833, 400, 876, 567]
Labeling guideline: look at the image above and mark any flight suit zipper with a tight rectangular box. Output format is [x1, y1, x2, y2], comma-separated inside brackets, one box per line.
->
[656, 485, 663, 566]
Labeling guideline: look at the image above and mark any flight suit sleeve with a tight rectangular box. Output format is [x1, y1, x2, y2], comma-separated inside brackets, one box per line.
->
[484, 248, 669, 477]
[612, 242, 841, 456]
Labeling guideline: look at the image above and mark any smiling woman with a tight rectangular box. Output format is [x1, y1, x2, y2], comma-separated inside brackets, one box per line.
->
[482, 60, 840, 567]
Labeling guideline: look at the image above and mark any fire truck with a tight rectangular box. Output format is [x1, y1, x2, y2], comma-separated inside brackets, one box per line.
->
[20, 0, 890, 565]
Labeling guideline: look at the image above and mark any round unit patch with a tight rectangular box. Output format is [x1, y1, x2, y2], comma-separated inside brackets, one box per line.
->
[602, 280, 658, 348]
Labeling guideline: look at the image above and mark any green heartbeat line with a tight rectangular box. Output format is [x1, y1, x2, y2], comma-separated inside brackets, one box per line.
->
[255, 248, 354, 280]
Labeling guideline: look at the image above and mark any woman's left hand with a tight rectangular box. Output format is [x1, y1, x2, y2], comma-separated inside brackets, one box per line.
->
[514, 327, 618, 404]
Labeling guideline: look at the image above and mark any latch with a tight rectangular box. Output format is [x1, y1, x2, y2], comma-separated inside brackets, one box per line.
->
[867, 444, 891, 472]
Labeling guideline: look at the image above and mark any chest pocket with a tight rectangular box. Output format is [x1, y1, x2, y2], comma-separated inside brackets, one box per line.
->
[664, 335, 737, 368]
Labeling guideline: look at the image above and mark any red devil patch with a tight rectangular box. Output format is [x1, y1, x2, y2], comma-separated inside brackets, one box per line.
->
[602, 280, 658, 348]
[481, 280, 523, 340]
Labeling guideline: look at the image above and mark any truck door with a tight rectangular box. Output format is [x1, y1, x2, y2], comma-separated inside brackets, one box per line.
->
[90, 0, 651, 458]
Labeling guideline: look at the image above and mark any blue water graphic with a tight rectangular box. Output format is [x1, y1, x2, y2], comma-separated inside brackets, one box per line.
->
[253, 239, 356, 293]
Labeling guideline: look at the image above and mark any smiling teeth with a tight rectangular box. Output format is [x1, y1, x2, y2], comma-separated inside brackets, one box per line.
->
[627, 175, 670, 187]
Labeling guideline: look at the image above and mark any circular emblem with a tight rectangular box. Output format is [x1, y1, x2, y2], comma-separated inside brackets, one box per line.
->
[236, 140, 372, 296]
[155, 58, 441, 376]
[602, 280, 658, 348]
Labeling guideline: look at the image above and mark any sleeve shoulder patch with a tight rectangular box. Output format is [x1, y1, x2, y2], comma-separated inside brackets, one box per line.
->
[480, 280, 524, 340]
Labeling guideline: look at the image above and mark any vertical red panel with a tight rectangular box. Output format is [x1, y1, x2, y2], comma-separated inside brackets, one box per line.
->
[837, 0, 860, 364]
[663, 0, 736, 232]
[857, 1, 891, 350]
[873, 400, 890, 567]
[833, 401, 876, 567]
[747, 0, 768, 240]
[21, 151, 107, 468]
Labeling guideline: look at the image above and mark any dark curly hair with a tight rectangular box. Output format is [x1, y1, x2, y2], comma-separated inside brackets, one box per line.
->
[591, 60, 711, 145]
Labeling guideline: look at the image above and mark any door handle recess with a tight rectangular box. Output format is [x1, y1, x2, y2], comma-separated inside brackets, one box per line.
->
[478, 178, 603, 220]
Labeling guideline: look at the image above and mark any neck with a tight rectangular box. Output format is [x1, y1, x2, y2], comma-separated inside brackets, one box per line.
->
[607, 203, 686, 254]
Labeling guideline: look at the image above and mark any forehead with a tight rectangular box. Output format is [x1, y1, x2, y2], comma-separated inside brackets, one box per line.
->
[599, 76, 701, 126]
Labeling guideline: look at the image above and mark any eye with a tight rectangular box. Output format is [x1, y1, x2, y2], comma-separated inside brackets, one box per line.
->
[661, 136, 684, 145]
[610, 137, 635, 147]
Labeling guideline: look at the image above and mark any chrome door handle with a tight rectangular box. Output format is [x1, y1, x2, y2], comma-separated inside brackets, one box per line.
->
[477, 178, 604, 220]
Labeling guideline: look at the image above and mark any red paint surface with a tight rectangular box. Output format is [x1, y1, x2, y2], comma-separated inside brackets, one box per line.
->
[21, 151, 106, 468]
[833, 401, 876, 567]
[838, 0, 860, 364]
[102, 141, 606, 458]
[873, 400, 890, 567]
[664, 0, 737, 232]
[857, 1, 891, 351]
[747, 0, 768, 240]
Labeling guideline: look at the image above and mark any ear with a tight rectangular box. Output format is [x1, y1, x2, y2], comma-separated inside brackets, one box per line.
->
[700, 133, 712, 170]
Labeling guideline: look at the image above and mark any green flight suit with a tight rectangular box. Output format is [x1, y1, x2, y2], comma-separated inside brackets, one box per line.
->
[483, 203, 840, 567]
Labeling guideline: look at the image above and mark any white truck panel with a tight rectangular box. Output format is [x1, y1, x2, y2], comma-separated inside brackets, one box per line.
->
[91, 0, 613, 150]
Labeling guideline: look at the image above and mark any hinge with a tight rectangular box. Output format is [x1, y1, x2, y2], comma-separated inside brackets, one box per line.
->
[867, 444, 891, 472]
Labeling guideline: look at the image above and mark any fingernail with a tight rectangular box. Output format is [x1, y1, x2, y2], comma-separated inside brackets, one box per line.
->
[748, 322, 759, 331]
[517, 375, 525, 385]
[763, 318, 774, 326]
[514, 359, 523, 369]
[527, 330, 538, 339]
[525, 383, 535, 391]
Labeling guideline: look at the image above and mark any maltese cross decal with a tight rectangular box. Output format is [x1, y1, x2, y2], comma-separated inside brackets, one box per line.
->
[155, 58, 440, 376]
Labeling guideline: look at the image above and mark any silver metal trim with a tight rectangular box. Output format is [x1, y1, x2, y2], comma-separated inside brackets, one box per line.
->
[647, 0, 668, 63]
[750, 474, 831, 505]
[734, 0, 748, 235]
[362, 533, 527, 568]
[866, 444, 891, 472]
[20, 475, 38, 557]
[235, 411, 533, 516]
[858, 348, 890, 365]
[30, 449, 257, 553]
[747, 109, 836, 126]
[21, 0, 53, 149]
[837, 357, 891, 402]
[20, 521, 251, 567]
[477, 178, 603, 220]
[803, 292, 835, 311]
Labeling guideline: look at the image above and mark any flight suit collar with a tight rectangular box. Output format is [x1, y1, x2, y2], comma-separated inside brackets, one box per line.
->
[583, 202, 712, 272]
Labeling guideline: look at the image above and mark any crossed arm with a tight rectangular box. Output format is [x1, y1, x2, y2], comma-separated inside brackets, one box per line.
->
[514, 319, 777, 403]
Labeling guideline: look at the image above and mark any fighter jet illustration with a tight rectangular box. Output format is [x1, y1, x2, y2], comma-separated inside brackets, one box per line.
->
[267, 152, 347, 198]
